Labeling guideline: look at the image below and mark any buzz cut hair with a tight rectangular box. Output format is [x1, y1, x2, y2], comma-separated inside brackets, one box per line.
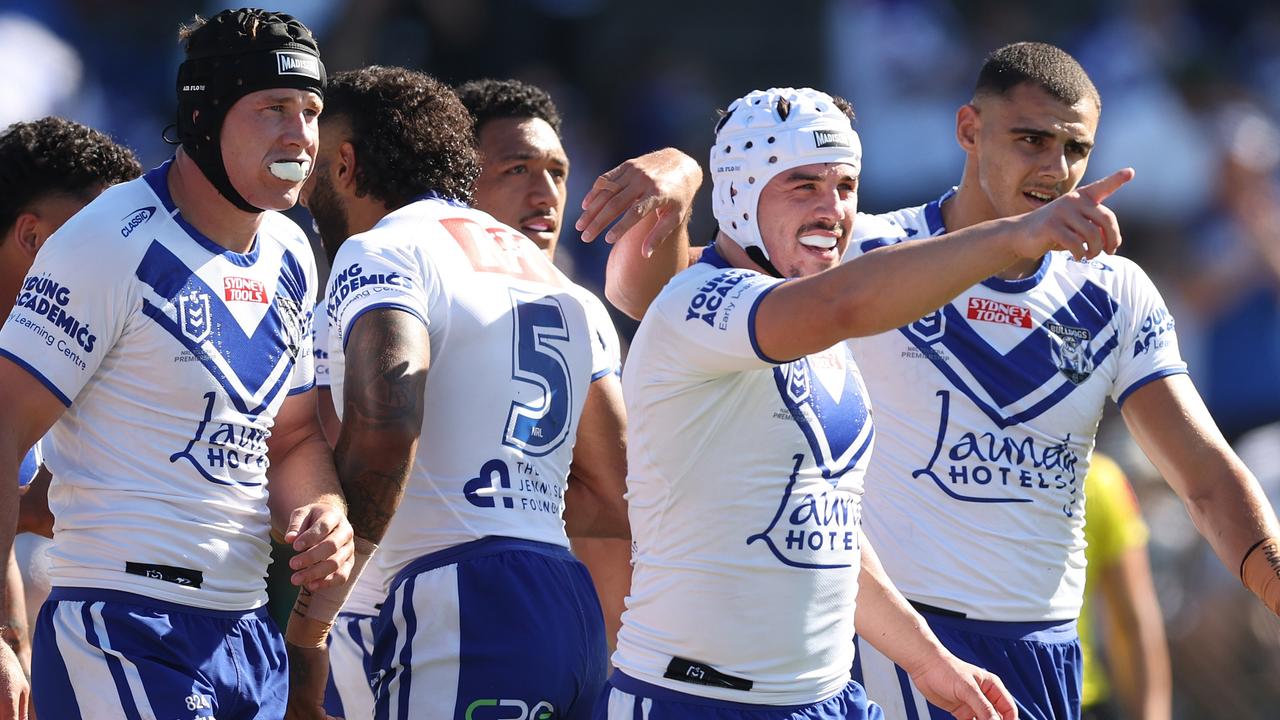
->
[0, 116, 142, 237]
[974, 42, 1100, 110]
[455, 78, 563, 139]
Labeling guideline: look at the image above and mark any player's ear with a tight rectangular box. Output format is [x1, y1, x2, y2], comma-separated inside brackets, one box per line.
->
[9, 212, 42, 258]
[956, 103, 980, 153]
[336, 141, 357, 191]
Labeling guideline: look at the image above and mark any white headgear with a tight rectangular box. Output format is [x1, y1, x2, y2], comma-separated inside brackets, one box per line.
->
[710, 87, 862, 267]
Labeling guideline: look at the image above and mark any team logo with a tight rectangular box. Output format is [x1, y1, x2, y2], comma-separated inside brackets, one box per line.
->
[783, 359, 811, 405]
[178, 291, 212, 343]
[908, 309, 946, 342]
[1046, 320, 1093, 384]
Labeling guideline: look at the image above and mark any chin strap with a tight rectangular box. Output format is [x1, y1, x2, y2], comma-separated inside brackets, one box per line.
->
[744, 245, 784, 279]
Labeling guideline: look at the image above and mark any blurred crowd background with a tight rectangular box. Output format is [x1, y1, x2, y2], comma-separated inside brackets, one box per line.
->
[2, 0, 1279, 716]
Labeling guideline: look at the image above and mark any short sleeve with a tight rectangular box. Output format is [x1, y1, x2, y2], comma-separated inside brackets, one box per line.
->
[647, 266, 787, 376]
[327, 233, 434, 352]
[0, 227, 133, 407]
[1111, 263, 1188, 406]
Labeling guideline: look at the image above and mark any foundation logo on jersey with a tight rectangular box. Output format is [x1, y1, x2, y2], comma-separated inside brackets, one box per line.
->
[967, 298, 1031, 328]
[119, 206, 156, 238]
[685, 269, 751, 329]
[178, 291, 212, 343]
[224, 276, 268, 304]
[1134, 307, 1176, 357]
[912, 390, 1083, 516]
[747, 348, 874, 569]
[1046, 320, 1094, 384]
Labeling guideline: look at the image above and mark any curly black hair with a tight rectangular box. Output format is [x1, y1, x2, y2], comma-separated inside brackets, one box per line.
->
[455, 78, 563, 138]
[324, 66, 479, 208]
[975, 42, 1100, 110]
[0, 116, 142, 237]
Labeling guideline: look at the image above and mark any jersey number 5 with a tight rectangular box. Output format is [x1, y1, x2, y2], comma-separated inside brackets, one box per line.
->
[503, 289, 573, 455]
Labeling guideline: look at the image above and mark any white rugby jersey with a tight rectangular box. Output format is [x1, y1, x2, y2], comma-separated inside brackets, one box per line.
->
[615, 245, 873, 704]
[312, 292, 386, 616]
[326, 196, 618, 589]
[846, 189, 1187, 621]
[0, 161, 316, 611]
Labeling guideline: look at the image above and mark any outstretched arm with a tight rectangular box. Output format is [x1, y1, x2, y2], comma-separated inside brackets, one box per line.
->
[855, 535, 1016, 720]
[1121, 374, 1280, 615]
[754, 169, 1135, 361]
[577, 149, 702, 320]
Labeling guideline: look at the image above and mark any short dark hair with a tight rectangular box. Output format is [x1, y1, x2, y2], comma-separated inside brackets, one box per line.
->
[455, 78, 563, 138]
[324, 66, 479, 207]
[0, 117, 142, 236]
[974, 42, 1100, 110]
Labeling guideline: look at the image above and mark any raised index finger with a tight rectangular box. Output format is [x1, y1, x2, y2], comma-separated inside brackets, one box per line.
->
[1077, 167, 1135, 205]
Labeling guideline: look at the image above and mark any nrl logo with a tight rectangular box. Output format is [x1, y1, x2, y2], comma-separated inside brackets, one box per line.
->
[1046, 320, 1094, 384]
[179, 291, 212, 343]
[783, 360, 811, 405]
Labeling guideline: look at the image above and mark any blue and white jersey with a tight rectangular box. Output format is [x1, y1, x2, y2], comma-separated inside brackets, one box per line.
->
[846, 190, 1187, 621]
[0, 161, 316, 611]
[615, 245, 874, 705]
[326, 197, 618, 590]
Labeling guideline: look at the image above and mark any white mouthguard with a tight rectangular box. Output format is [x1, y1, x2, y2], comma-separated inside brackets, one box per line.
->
[269, 161, 309, 182]
[799, 234, 837, 249]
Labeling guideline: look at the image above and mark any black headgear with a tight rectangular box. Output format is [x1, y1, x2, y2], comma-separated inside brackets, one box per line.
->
[175, 8, 325, 213]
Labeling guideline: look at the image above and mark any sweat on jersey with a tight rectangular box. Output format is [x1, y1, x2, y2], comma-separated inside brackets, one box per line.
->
[614, 245, 874, 705]
[0, 161, 316, 611]
[324, 196, 619, 594]
[847, 189, 1186, 621]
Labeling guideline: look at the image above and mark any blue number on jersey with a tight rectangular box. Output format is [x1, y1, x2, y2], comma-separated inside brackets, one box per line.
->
[503, 289, 573, 456]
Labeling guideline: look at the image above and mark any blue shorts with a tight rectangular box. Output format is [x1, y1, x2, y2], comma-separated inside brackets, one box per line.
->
[853, 608, 1081, 720]
[324, 611, 379, 718]
[595, 672, 883, 719]
[33, 587, 286, 720]
[371, 536, 609, 720]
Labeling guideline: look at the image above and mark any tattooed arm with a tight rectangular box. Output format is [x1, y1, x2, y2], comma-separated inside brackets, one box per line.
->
[333, 307, 430, 545]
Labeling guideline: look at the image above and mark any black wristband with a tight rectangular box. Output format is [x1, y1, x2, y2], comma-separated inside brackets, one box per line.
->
[1240, 537, 1271, 582]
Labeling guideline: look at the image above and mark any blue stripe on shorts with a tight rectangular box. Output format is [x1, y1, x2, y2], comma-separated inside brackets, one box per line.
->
[33, 587, 286, 720]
